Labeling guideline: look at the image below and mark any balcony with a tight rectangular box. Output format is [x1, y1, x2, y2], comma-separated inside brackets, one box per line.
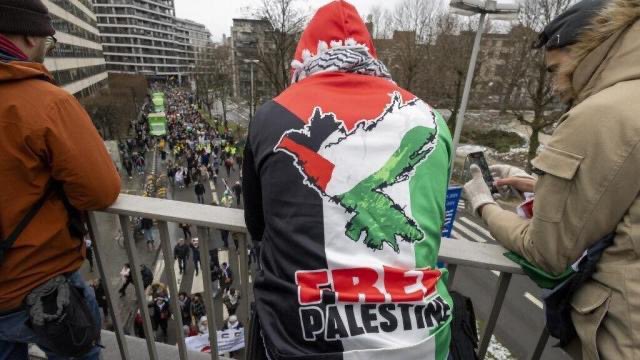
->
[81, 194, 550, 359]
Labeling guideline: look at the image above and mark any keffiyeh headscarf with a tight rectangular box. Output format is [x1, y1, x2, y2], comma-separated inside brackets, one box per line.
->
[291, 38, 392, 84]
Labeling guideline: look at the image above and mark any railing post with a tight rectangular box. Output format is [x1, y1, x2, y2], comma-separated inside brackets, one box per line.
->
[477, 272, 512, 359]
[158, 221, 188, 360]
[531, 326, 550, 360]
[235, 232, 250, 360]
[447, 263, 458, 287]
[198, 226, 220, 360]
[87, 212, 130, 360]
[228, 234, 241, 299]
[238, 232, 250, 330]
[120, 215, 159, 360]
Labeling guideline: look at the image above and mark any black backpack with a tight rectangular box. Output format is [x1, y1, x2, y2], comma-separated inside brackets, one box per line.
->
[449, 291, 479, 360]
[26, 276, 101, 357]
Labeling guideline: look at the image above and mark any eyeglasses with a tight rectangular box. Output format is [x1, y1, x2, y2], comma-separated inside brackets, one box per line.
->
[45, 35, 57, 55]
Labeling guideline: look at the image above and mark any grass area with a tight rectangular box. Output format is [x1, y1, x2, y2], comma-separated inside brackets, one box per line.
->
[462, 129, 525, 153]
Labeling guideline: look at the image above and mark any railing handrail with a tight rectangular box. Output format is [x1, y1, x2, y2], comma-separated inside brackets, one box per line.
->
[104, 194, 523, 275]
[106, 193, 247, 232]
[439, 238, 524, 274]
[92, 193, 543, 360]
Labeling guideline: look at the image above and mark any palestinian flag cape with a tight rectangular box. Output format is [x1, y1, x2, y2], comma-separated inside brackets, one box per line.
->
[242, 2, 453, 359]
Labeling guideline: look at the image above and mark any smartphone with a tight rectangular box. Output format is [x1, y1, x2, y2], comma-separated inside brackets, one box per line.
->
[464, 151, 499, 194]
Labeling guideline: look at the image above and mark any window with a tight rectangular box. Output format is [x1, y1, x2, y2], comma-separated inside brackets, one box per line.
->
[51, 15, 101, 43]
[50, 64, 107, 86]
[49, 0, 98, 27]
[49, 43, 104, 58]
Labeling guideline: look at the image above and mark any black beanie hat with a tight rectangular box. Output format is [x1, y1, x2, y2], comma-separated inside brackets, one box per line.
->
[0, 0, 56, 37]
[534, 0, 609, 49]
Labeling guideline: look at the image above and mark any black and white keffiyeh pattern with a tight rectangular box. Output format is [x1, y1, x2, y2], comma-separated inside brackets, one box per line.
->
[291, 38, 392, 84]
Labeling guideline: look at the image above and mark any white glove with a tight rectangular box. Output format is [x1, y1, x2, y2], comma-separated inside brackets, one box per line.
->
[463, 165, 497, 216]
[489, 164, 534, 180]
[490, 164, 536, 195]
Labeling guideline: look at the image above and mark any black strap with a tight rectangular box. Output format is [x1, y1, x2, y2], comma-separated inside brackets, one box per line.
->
[0, 182, 56, 265]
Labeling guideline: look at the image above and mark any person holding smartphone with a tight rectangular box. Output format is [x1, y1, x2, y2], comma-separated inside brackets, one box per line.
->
[464, 1, 640, 358]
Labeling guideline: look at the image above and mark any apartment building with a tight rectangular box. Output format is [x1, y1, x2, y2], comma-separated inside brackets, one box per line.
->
[175, 17, 211, 55]
[42, 0, 108, 98]
[93, 0, 208, 81]
[229, 18, 272, 100]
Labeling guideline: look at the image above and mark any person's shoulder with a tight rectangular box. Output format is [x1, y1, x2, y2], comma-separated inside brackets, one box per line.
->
[562, 84, 640, 138]
[573, 83, 640, 122]
[3, 78, 78, 124]
[30, 80, 82, 111]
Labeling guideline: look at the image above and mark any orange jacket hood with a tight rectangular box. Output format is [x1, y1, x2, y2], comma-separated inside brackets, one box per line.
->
[0, 61, 53, 84]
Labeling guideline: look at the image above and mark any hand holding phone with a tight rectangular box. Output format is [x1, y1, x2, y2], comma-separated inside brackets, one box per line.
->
[464, 152, 499, 194]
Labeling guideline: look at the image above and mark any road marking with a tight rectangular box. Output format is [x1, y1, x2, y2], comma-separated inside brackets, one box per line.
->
[459, 217, 494, 239]
[191, 248, 232, 294]
[453, 223, 488, 243]
[525, 292, 544, 309]
[154, 257, 165, 281]
[191, 266, 203, 294]
[491, 271, 500, 276]
[451, 230, 461, 239]
[209, 180, 219, 205]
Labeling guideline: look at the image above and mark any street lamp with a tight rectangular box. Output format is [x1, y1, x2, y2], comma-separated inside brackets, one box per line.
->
[448, 0, 519, 171]
[243, 59, 260, 122]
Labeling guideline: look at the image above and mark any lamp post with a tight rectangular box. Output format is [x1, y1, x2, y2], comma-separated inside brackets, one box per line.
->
[448, 0, 519, 171]
[243, 59, 260, 122]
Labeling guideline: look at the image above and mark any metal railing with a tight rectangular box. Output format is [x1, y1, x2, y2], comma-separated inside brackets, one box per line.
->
[87, 194, 548, 360]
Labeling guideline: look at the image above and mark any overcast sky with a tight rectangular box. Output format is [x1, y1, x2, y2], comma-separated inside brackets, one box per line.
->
[174, 0, 405, 42]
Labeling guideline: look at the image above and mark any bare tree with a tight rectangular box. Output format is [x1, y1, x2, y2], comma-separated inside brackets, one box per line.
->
[211, 46, 233, 128]
[498, 25, 538, 114]
[424, 14, 486, 129]
[367, 6, 393, 39]
[385, 0, 446, 92]
[194, 45, 233, 128]
[82, 89, 136, 140]
[253, 0, 306, 95]
[507, 0, 575, 169]
[194, 46, 215, 117]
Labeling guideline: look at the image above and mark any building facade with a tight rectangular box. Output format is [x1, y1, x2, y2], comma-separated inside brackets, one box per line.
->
[373, 27, 526, 108]
[473, 32, 515, 104]
[93, 0, 208, 81]
[175, 17, 211, 55]
[229, 18, 272, 100]
[42, 0, 108, 98]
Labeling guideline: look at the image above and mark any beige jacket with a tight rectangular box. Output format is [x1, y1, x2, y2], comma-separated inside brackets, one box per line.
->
[482, 1, 640, 359]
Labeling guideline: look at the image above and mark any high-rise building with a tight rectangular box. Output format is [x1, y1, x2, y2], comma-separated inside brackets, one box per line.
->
[42, 0, 108, 98]
[93, 0, 208, 81]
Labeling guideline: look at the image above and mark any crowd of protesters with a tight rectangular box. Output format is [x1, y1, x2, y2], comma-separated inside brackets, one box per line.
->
[157, 88, 244, 208]
[118, 115, 155, 179]
[96, 85, 253, 350]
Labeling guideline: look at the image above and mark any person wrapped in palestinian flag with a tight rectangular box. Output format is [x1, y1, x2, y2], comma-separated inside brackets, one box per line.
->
[242, 1, 453, 359]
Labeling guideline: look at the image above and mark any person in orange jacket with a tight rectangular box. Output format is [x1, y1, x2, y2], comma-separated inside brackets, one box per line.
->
[0, 1, 120, 358]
